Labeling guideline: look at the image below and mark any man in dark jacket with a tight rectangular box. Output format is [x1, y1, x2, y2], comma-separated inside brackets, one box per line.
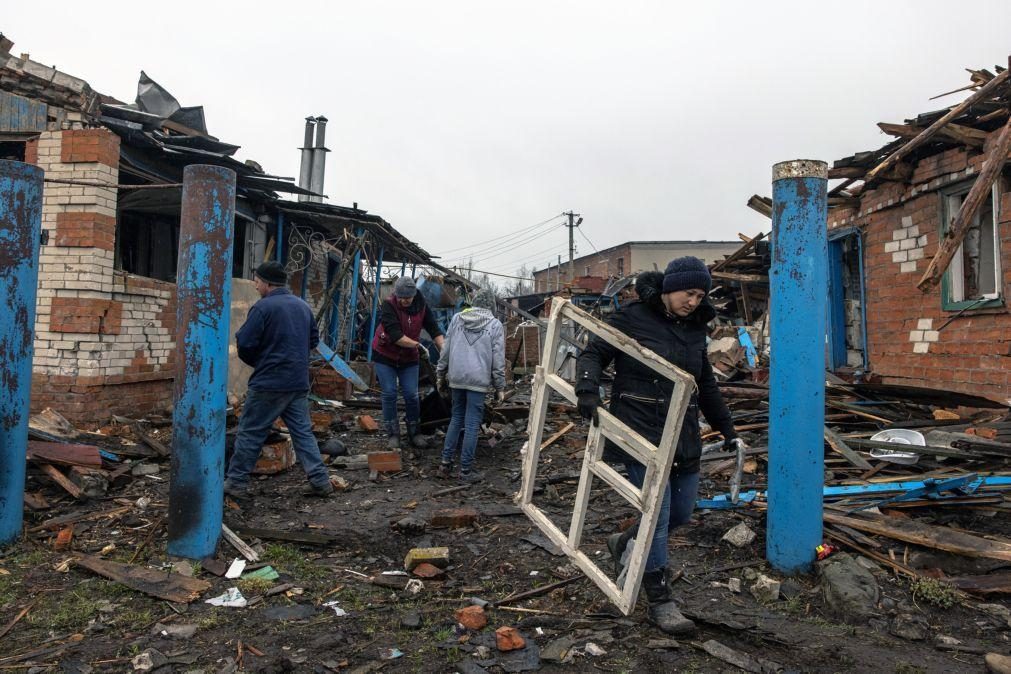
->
[371, 277, 445, 449]
[224, 261, 333, 498]
[575, 256, 740, 635]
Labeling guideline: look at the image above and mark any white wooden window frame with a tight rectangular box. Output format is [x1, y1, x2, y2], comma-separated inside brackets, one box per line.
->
[943, 183, 1002, 303]
[517, 297, 695, 615]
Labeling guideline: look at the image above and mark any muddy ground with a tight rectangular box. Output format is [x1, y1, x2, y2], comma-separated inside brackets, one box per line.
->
[2, 400, 1009, 673]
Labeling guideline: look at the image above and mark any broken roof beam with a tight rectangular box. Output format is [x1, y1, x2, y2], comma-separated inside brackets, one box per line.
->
[864, 67, 1010, 183]
[917, 114, 1011, 292]
[746, 195, 772, 219]
[878, 121, 986, 150]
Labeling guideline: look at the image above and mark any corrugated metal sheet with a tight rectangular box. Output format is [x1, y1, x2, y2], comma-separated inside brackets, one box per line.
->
[0, 91, 48, 133]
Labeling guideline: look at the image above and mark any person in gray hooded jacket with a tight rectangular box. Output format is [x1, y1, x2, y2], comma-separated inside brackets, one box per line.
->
[436, 288, 505, 482]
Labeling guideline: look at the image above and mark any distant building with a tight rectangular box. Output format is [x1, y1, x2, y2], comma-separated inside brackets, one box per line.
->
[532, 240, 740, 293]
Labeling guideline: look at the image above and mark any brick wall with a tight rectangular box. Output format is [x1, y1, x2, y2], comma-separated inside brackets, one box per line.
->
[828, 140, 1011, 402]
[30, 127, 178, 423]
[504, 317, 542, 374]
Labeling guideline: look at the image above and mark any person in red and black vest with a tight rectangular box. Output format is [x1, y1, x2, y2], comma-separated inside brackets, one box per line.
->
[371, 277, 445, 449]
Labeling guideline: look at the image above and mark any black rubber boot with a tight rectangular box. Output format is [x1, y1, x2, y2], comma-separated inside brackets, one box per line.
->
[607, 523, 639, 580]
[386, 422, 401, 450]
[406, 422, 430, 450]
[641, 568, 696, 635]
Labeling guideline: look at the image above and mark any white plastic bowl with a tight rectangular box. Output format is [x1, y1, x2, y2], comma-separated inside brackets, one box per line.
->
[868, 429, 925, 465]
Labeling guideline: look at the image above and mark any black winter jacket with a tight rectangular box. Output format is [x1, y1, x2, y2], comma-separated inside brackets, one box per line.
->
[574, 272, 737, 475]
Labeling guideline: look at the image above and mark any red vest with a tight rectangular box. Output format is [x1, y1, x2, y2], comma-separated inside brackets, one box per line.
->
[372, 297, 427, 364]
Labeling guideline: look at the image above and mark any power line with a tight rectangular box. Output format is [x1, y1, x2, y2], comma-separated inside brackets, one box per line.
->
[471, 234, 568, 268]
[433, 213, 564, 256]
[452, 229, 568, 267]
[443, 222, 565, 266]
[451, 267, 534, 281]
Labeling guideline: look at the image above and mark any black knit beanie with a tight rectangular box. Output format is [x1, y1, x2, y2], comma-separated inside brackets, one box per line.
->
[255, 261, 287, 286]
[661, 256, 712, 294]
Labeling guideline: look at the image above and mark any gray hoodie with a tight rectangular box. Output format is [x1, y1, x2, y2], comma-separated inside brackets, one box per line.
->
[437, 308, 506, 393]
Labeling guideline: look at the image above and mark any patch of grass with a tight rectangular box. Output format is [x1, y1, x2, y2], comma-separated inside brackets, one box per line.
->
[910, 577, 958, 609]
[432, 626, 454, 642]
[29, 589, 99, 631]
[895, 663, 926, 674]
[237, 576, 274, 596]
[264, 544, 332, 584]
[114, 607, 154, 632]
[198, 608, 226, 630]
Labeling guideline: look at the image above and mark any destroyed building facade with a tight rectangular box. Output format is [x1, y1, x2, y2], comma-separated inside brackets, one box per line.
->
[1, 39, 436, 423]
[820, 66, 1011, 401]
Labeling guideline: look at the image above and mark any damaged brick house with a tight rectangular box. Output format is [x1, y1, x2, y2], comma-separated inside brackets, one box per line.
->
[779, 65, 1011, 402]
[1, 37, 434, 423]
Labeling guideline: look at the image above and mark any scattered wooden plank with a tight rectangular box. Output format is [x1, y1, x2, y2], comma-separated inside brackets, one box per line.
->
[222, 523, 260, 562]
[23, 492, 50, 510]
[824, 512, 1011, 562]
[539, 422, 575, 451]
[26, 441, 102, 468]
[230, 525, 336, 546]
[711, 271, 768, 285]
[865, 68, 1011, 183]
[133, 425, 170, 457]
[700, 639, 781, 674]
[36, 463, 82, 499]
[0, 601, 35, 640]
[28, 506, 131, 533]
[824, 427, 873, 469]
[918, 115, 1011, 292]
[494, 576, 583, 606]
[947, 571, 1011, 595]
[75, 554, 210, 603]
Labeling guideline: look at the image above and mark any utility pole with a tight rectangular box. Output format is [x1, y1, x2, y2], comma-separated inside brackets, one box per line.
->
[563, 211, 582, 284]
[556, 254, 562, 290]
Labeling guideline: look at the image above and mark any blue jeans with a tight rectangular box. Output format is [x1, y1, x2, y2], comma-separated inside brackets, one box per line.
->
[226, 388, 329, 488]
[374, 362, 420, 431]
[624, 463, 700, 572]
[442, 388, 486, 471]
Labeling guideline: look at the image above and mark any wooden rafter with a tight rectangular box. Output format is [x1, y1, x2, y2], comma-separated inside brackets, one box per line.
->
[865, 68, 1010, 183]
[917, 115, 1011, 292]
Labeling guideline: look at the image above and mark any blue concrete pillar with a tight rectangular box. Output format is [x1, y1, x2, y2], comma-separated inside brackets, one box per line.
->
[767, 159, 828, 573]
[0, 161, 43, 547]
[168, 165, 236, 559]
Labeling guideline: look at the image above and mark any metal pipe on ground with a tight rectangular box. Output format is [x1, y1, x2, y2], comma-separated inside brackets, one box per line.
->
[0, 160, 43, 546]
[167, 164, 237, 559]
[767, 159, 828, 573]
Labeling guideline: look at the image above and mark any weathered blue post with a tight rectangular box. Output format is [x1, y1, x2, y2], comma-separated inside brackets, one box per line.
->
[0, 161, 43, 547]
[344, 229, 365, 361]
[767, 159, 828, 573]
[367, 246, 384, 361]
[168, 165, 236, 559]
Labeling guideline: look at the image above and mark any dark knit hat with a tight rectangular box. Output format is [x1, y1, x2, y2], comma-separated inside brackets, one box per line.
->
[393, 276, 417, 298]
[255, 261, 287, 286]
[661, 256, 712, 294]
[469, 288, 496, 311]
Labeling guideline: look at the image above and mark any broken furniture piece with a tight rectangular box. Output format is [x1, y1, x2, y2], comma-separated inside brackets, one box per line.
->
[517, 297, 695, 615]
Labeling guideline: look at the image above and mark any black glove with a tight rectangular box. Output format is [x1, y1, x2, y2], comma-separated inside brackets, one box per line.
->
[577, 392, 601, 426]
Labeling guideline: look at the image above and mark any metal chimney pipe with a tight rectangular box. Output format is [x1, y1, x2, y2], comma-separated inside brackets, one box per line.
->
[297, 117, 315, 203]
[309, 115, 329, 203]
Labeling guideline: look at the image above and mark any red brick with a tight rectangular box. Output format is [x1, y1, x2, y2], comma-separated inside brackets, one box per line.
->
[429, 507, 479, 529]
[367, 451, 402, 473]
[358, 414, 379, 432]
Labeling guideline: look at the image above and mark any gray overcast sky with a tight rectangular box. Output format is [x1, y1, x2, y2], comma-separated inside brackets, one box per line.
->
[5, 2, 1011, 278]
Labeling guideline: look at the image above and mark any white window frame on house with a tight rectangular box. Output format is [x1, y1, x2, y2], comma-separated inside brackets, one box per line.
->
[940, 180, 1003, 311]
[585, 265, 590, 276]
[616, 257, 624, 276]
